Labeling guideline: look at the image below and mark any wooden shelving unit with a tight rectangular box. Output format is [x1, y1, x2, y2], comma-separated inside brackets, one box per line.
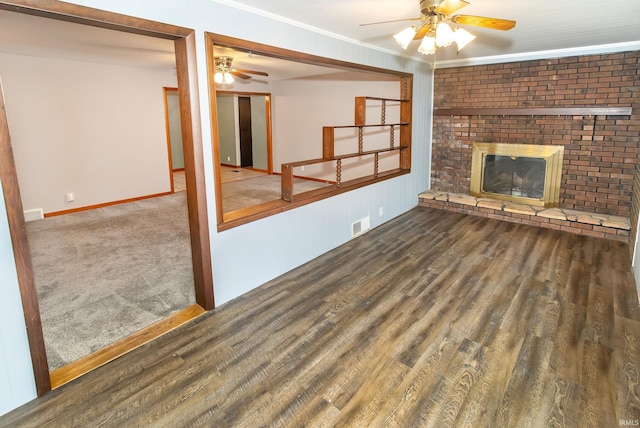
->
[281, 96, 412, 202]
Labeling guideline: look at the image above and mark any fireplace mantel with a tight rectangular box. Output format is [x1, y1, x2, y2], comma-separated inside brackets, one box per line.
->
[433, 106, 632, 117]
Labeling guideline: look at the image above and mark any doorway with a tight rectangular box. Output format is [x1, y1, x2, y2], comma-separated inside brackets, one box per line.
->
[216, 92, 272, 173]
[239, 97, 253, 168]
[0, 1, 214, 396]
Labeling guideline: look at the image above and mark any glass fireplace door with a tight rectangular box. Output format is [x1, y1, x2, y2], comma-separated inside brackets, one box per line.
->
[482, 155, 546, 199]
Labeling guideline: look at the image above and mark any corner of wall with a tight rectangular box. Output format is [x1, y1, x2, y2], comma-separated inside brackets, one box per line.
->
[0, 181, 37, 416]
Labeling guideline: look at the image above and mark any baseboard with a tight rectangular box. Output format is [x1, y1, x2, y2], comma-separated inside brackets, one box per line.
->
[44, 192, 172, 218]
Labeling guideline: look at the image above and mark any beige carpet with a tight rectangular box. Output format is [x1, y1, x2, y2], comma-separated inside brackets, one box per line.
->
[29, 170, 328, 370]
[27, 192, 195, 371]
[222, 173, 331, 213]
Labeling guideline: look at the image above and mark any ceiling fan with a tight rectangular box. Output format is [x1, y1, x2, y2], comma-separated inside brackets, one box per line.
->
[361, 0, 516, 55]
[213, 56, 269, 84]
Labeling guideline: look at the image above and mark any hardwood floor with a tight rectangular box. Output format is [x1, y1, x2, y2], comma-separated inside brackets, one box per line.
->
[172, 169, 187, 192]
[2, 207, 639, 427]
[220, 165, 267, 183]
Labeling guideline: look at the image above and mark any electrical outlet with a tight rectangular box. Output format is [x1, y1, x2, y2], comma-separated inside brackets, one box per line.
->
[227, 156, 230, 162]
[65, 192, 75, 202]
[301, 166, 305, 171]
[379, 206, 384, 216]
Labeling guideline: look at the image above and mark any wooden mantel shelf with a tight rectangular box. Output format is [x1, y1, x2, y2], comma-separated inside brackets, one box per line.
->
[433, 106, 633, 117]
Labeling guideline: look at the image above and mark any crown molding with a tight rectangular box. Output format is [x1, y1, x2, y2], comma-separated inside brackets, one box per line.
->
[433, 41, 640, 68]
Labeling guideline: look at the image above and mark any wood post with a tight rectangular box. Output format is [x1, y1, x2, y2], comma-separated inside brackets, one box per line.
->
[322, 127, 334, 160]
[281, 163, 294, 202]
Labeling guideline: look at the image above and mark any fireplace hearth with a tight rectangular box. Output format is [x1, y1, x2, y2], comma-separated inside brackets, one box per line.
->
[470, 143, 564, 207]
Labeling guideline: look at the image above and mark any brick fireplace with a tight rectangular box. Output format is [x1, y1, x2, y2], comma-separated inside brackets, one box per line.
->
[425, 51, 640, 244]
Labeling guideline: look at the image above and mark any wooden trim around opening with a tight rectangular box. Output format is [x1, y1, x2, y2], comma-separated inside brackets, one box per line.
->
[175, 32, 215, 311]
[0, 80, 51, 396]
[220, 168, 409, 231]
[206, 32, 413, 232]
[163, 87, 178, 194]
[50, 304, 205, 389]
[0, 0, 215, 396]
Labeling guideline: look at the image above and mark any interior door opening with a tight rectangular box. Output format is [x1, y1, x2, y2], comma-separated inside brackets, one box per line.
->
[0, 1, 214, 396]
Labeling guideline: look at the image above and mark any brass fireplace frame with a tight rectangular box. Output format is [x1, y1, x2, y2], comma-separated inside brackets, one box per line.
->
[470, 143, 564, 207]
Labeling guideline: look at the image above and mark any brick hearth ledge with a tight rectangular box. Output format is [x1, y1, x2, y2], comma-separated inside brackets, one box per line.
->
[419, 190, 630, 242]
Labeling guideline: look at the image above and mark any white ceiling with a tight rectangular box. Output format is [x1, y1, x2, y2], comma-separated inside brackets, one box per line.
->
[0, 10, 176, 69]
[1, 0, 639, 80]
[0, 9, 364, 82]
[215, 0, 640, 65]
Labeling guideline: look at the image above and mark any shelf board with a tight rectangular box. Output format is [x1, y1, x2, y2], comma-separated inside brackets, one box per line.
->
[329, 123, 409, 129]
[433, 106, 633, 117]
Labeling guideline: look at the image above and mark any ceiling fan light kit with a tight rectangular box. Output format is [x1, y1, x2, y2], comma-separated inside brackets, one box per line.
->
[213, 55, 269, 86]
[434, 21, 455, 47]
[393, 26, 418, 49]
[366, 0, 514, 56]
[417, 36, 436, 55]
[214, 70, 234, 85]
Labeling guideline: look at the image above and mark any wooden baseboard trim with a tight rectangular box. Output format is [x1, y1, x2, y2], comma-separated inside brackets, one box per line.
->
[44, 192, 172, 218]
[49, 304, 206, 389]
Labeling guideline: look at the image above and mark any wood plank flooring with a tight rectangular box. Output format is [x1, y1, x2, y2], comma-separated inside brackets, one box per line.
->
[2, 207, 640, 427]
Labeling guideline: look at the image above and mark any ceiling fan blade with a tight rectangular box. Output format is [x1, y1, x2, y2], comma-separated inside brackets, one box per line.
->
[230, 70, 252, 79]
[413, 25, 430, 40]
[359, 17, 422, 26]
[235, 69, 269, 77]
[451, 15, 516, 30]
[434, 0, 469, 15]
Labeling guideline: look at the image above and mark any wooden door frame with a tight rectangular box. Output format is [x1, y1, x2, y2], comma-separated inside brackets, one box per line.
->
[0, 0, 214, 396]
[216, 91, 273, 174]
[163, 86, 179, 193]
[238, 96, 254, 168]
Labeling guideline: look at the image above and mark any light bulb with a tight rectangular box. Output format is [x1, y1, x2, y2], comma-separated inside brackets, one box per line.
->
[214, 71, 223, 84]
[454, 27, 476, 51]
[223, 72, 234, 84]
[393, 27, 418, 49]
[435, 22, 455, 47]
[417, 36, 436, 55]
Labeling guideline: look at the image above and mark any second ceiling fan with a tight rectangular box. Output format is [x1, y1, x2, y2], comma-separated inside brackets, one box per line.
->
[214, 56, 269, 84]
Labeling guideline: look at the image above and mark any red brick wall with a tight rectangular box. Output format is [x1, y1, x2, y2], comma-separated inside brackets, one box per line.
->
[431, 51, 640, 220]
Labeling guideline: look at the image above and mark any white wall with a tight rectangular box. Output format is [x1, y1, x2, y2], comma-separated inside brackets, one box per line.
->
[272, 78, 400, 179]
[167, 90, 185, 170]
[250, 95, 268, 171]
[271, 78, 403, 183]
[216, 94, 240, 165]
[0, 52, 176, 214]
[0, 0, 433, 415]
[0, 179, 38, 414]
